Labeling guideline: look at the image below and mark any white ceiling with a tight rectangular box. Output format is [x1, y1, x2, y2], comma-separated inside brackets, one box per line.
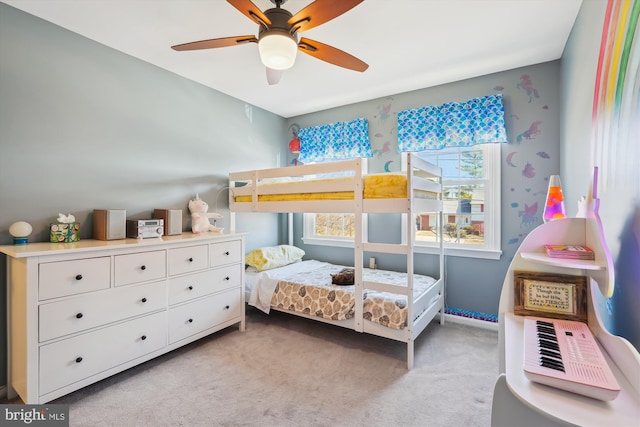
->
[4, 0, 582, 118]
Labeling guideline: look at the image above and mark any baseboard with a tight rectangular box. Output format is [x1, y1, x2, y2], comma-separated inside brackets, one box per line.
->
[438, 312, 498, 331]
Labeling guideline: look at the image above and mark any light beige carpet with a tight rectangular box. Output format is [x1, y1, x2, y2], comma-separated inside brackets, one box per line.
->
[13, 307, 499, 426]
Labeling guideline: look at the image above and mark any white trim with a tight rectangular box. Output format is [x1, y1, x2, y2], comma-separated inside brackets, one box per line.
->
[413, 244, 502, 260]
[437, 313, 498, 331]
[401, 144, 502, 259]
[483, 143, 502, 251]
[302, 236, 355, 248]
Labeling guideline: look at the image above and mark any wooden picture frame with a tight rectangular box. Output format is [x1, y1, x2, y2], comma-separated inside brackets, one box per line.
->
[514, 271, 587, 322]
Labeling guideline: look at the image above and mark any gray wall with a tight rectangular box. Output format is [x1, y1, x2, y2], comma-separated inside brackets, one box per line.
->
[561, 0, 639, 350]
[0, 4, 286, 389]
[3, 0, 636, 395]
[286, 61, 562, 318]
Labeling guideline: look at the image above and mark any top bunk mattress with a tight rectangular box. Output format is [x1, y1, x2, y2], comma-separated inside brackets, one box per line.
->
[233, 173, 436, 202]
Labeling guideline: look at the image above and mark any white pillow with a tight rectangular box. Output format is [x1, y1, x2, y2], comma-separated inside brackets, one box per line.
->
[245, 245, 305, 271]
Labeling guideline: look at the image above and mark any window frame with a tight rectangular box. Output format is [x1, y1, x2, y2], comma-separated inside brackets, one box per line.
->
[401, 144, 502, 260]
[301, 158, 368, 247]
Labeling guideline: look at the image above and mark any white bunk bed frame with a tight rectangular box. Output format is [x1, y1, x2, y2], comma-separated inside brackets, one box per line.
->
[228, 153, 445, 369]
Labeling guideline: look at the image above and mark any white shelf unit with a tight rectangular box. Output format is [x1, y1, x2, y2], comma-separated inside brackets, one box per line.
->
[491, 212, 640, 426]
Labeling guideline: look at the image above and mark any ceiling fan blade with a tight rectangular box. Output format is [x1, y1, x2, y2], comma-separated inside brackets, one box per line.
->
[171, 36, 257, 51]
[289, 0, 363, 32]
[266, 68, 283, 85]
[227, 0, 271, 26]
[298, 38, 368, 72]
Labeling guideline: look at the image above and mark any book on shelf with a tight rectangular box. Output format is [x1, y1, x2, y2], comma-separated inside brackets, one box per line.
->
[544, 244, 595, 260]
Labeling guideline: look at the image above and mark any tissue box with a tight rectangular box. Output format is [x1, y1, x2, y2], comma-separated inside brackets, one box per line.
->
[50, 223, 81, 243]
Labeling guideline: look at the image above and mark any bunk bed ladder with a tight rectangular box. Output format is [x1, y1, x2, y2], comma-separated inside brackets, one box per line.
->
[353, 158, 365, 334]
[406, 153, 416, 369]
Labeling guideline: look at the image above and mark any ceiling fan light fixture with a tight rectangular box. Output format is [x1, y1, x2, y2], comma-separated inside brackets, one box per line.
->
[258, 32, 298, 70]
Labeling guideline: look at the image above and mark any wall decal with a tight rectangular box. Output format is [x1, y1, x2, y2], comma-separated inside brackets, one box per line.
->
[384, 160, 394, 172]
[591, 0, 639, 194]
[536, 151, 550, 159]
[372, 141, 391, 158]
[517, 74, 540, 103]
[522, 162, 536, 178]
[516, 120, 543, 143]
[519, 202, 540, 228]
[374, 97, 394, 122]
[506, 151, 518, 167]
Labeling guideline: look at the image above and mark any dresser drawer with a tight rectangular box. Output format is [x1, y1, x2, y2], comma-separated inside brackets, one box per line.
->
[168, 244, 208, 276]
[168, 288, 241, 344]
[39, 281, 166, 342]
[114, 250, 166, 286]
[39, 311, 167, 396]
[168, 265, 242, 306]
[210, 240, 242, 268]
[39, 257, 110, 301]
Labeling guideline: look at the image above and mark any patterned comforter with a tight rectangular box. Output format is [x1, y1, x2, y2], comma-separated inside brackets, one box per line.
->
[247, 260, 437, 330]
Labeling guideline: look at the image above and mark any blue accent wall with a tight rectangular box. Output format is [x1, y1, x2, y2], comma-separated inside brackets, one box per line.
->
[285, 61, 563, 318]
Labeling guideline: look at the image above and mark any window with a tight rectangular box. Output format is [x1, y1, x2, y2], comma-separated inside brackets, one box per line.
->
[403, 144, 502, 259]
[302, 159, 368, 248]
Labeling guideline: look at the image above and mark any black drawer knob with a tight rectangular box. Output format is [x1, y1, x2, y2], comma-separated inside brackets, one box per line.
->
[224, 305, 230, 310]
[75, 357, 83, 363]
[141, 297, 147, 303]
[188, 318, 193, 323]
[140, 265, 146, 270]
[224, 251, 230, 256]
[188, 285, 194, 291]
[225, 276, 230, 281]
[76, 313, 83, 319]
[75, 274, 83, 281]
[188, 257, 194, 262]
[141, 335, 147, 341]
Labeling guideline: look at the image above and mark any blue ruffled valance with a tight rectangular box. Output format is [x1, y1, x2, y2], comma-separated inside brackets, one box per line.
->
[397, 94, 508, 151]
[298, 117, 372, 163]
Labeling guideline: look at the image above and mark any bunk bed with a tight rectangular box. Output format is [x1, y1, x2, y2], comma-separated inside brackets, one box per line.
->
[228, 153, 445, 369]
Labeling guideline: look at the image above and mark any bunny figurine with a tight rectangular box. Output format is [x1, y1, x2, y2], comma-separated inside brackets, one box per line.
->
[188, 194, 223, 234]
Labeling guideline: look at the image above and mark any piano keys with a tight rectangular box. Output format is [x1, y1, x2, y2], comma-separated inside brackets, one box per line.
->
[523, 316, 621, 401]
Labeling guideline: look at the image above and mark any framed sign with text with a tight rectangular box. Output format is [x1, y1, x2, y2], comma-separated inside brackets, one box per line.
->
[514, 271, 587, 322]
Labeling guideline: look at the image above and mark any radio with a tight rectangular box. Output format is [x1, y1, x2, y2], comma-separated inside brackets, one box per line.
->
[126, 219, 164, 239]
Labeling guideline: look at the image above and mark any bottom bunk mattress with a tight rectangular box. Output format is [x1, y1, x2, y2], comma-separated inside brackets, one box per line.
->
[246, 260, 438, 330]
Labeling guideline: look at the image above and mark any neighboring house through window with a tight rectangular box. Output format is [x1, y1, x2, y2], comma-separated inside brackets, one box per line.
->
[402, 143, 502, 260]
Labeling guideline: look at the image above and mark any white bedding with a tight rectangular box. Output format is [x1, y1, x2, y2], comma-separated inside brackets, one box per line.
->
[247, 260, 326, 312]
[246, 260, 438, 330]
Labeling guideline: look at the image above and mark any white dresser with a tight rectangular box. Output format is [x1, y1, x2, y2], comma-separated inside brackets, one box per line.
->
[0, 232, 246, 404]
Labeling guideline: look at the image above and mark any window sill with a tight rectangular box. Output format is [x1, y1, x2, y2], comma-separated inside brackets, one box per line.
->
[302, 237, 355, 248]
[302, 237, 502, 260]
[414, 245, 502, 260]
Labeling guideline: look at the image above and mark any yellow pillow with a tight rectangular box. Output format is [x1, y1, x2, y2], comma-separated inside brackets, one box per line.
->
[245, 245, 305, 271]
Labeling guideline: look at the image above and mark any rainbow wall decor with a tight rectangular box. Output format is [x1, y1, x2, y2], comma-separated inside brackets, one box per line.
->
[591, 0, 640, 196]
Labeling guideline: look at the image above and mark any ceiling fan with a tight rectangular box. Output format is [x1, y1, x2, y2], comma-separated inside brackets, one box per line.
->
[171, 0, 368, 85]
